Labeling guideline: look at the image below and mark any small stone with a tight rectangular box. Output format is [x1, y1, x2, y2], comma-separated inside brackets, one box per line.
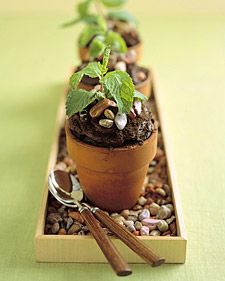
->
[165, 204, 174, 213]
[134, 100, 142, 115]
[120, 209, 129, 219]
[104, 109, 115, 120]
[170, 222, 177, 235]
[149, 230, 161, 236]
[134, 221, 142, 230]
[165, 196, 172, 203]
[141, 218, 161, 227]
[156, 198, 166, 205]
[78, 230, 86, 235]
[139, 209, 150, 220]
[133, 230, 140, 236]
[51, 222, 60, 234]
[99, 119, 114, 128]
[63, 157, 75, 167]
[157, 206, 172, 220]
[68, 223, 82, 235]
[58, 228, 67, 235]
[89, 99, 111, 118]
[157, 220, 169, 232]
[124, 220, 134, 227]
[149, 203, 160, 216]
[115, 113, 127, 130]
[127, 215, 138, 222]
[149, 224, 157, 231]
[64, 217, 74, 230]
[68, 211, 84, 224]
[115, 61, 126, 72]
[122, 49, 137, 64]
[128, 108, 136, 119]
[57, 205, 66, 213]
[113, 215, 125, 224]
[132, 204, 142, 211]
[137, 71, 147, 81]
[47, 213, 62, 224]
[163, 184, 171, 195]
[166, 215, 176, 225]
[127, 224, 136, 232]
[55, 162, 67, 171]
[140, 226, 149, 236]
[155, 188, 166, 197]
[162, 230, 171, 236]
[48, 206, 57, 214]
[138, 196, 147, 206]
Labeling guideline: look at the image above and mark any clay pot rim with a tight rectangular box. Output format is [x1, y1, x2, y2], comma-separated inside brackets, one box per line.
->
[65, 119, 157, 152]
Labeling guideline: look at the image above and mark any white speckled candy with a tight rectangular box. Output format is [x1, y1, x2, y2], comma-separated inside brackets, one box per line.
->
[134, 100, 142, 115]
[115, 113, 127, 130]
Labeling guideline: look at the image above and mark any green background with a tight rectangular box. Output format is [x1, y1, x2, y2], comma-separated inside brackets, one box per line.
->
[0, 1, 225, 280]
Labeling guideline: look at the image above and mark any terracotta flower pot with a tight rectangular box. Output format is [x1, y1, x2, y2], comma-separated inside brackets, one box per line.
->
[77, 67, 152, 98]
[65, 120, 158, 212]
[78, 42, 142, 63]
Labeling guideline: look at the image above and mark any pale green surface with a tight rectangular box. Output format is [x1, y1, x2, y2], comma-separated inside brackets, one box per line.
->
[0, 11, 225, 281]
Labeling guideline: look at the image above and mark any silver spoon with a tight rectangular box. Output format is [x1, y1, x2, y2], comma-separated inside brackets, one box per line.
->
[48, 170, 165, 267]
[48, 170, 132, 277]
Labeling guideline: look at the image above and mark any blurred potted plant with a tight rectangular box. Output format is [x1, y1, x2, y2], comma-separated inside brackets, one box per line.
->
[65, 47, 157, 212]
[63, 0, 142, 62]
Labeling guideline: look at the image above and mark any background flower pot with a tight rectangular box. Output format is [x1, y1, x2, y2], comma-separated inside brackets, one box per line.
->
[78, 42, 142, 63]
[65, 120, 158, 212]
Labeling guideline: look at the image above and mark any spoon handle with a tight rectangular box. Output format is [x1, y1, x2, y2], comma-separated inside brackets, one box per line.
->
[93, 209, 165, 267]
[80, 207, 132, 276]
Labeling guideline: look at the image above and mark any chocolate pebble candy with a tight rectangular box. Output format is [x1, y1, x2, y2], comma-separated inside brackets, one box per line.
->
[104, 109, 115, 120]
[138, 196, 147, 206]
[157, 220, 169, 232]
[89, 99, 111, 118]
[51, 222, 60, 234]
[149, 230, 161, 236]
[140, 226, 149, 236]
[134, 221, 142, 230]
[155, 187, 167, 197]
[139, 209, 150, 220]
[115, 61, 126, 72]
[157, 206, 172, 220]
[115, 113, 127, 130]
[99, 119, 114, 128]
[149, 203, 160, 216]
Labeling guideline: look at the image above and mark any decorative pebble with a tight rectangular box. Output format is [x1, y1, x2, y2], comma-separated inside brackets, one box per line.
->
[141, 218, 161, 227]
[89, 99, 111, 118]
[115, 61, 126, 72]
[58, 228, 67, 235]
[163, 184, 171, 195]
[134, 100, 142, 115]
[68, 211, 84, 224]
[120, 209, 129, 219]
[127, 224, 136, 232]
[165, 204, 174, 213]
[157, 220, 169, 232]
[155, 187, 166, 197]
[99, 119, 114, 128]
[104, 109, 115, 120]
[157, 206, 172, 220]
[115, 113, 127, 130]
[67, 223, 81, 235]
[138, 196, 147, 206]
[122, 49, 137, 64]
[51, 222, 60, 234]
[134, 221, 142, 230]
[47, 213, 62, 224]
[166, 215, 176, 225]
[139, 209, 150, 220]
[137, 71, 147, 81]
[140, 226, 149, 236]
[124, 220, 134, 227]
[127, 215, 138, 222]
[149, 203, 160, 216]
[149, 230, 161, 236]
[128, 108, 136, 119]
[64, 217, 73, 230]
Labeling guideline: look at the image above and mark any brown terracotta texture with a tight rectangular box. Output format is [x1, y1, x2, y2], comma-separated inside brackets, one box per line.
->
[65, 120, 158, 212]
[78, 42, 142, 63]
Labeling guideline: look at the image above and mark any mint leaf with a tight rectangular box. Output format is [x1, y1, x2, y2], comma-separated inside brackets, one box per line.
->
[106, 31, 127, 53]
[134, 90, 147, 101]
[102, 70, 134, 113]
[77, 0, 91, 17]
[89, 36, 106, 58]
[100, 0, 127, 7]
[108, 10, 137, 26]
[81, 62, 103, 78]
[66, 89, 98, 117]
[79, 25, 102, 47]
[70, 72, 84, 89]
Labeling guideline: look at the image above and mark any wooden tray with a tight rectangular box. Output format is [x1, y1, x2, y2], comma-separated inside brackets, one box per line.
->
[35, 69, 187, 263]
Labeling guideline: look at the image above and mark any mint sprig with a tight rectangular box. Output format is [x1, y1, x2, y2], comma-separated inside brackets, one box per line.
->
[66, 46, 137, 117]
